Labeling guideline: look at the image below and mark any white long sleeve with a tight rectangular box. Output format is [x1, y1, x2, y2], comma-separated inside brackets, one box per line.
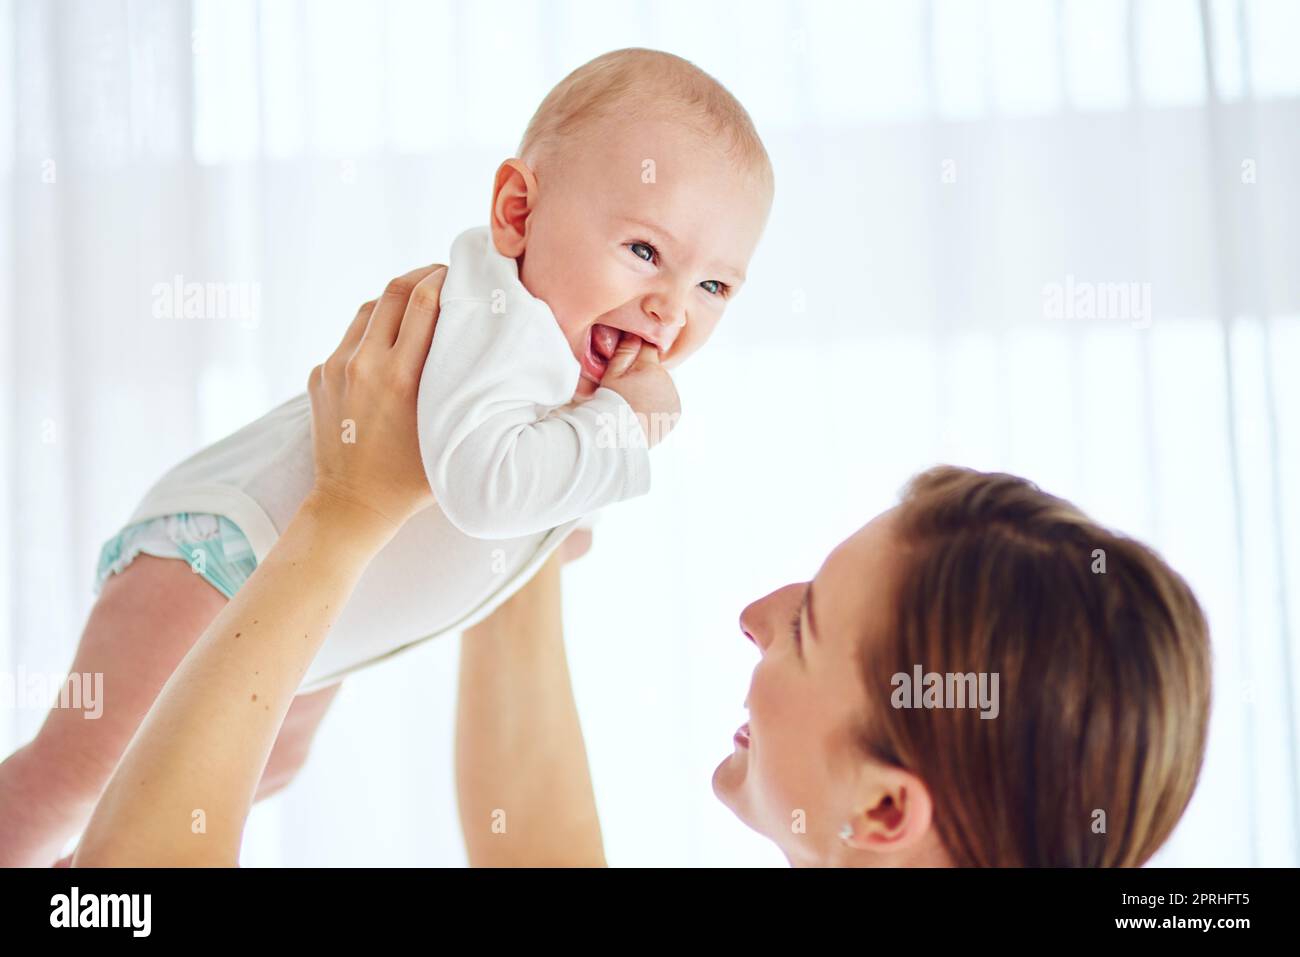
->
[415, 227, 652, 539]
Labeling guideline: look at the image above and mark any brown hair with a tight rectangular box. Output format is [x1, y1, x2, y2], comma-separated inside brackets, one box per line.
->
[518, 48, 772, 186]
[858, 466, 1212, 866]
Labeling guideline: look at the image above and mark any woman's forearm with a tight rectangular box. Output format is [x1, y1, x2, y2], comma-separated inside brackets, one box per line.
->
[456, 553, 606, 866]
[73, 493, 395, 867]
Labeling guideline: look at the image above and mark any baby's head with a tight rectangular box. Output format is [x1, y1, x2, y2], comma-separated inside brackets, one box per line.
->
[489, 49, 774, 399]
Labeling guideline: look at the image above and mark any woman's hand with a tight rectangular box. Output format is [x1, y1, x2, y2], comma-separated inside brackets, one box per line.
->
[307, 264, 448, 534]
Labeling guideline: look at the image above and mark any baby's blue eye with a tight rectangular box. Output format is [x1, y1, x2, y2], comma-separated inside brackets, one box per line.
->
[629, 242, 656, 263]
[700, 279, 723, 296]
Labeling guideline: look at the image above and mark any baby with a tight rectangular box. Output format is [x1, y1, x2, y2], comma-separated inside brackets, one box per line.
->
[0, 48, 772, 866]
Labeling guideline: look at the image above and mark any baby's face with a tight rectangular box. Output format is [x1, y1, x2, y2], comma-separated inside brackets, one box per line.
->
[516, 118, 772, 400]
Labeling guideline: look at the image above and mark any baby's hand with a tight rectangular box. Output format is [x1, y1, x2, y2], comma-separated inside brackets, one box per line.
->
[597, 331, 681, 448]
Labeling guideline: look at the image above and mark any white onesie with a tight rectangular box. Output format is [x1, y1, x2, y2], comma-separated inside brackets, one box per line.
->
[119, 226, 652, 691]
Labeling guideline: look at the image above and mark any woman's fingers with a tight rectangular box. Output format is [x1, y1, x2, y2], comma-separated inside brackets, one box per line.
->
[395, 265, 448, 368]
[332, 299, 377, 365]
[361, 263, 445, 351]
[336, 262, 446, 375]
[306, 261, 447, 536]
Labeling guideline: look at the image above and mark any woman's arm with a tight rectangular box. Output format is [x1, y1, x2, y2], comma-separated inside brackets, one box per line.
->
[73, 496, 395, 866]
[456, 538, 607, 867]
[73, 264, 448, 867]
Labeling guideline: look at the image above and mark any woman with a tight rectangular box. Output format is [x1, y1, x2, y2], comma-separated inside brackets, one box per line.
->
[72, 268, 1212, 867]
[459, 468, 1212, 867]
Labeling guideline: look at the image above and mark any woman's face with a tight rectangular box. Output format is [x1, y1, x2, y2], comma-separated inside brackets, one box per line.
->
[712, 508, 950, 867]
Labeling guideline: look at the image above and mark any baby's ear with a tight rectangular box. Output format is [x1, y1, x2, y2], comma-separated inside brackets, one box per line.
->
[490, 158, 538, 258]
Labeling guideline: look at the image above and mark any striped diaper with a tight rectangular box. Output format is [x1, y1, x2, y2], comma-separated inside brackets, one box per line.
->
[95, 512, 258, 600]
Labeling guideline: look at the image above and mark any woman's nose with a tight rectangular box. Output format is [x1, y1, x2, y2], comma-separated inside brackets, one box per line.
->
[738, 601, 761, 650]
[739, 585, 802, 652]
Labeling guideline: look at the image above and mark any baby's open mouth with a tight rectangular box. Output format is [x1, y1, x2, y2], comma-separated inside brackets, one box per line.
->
[581, 323, 634, 383]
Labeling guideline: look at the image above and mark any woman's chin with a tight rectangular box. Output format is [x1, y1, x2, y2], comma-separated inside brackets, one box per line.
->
[713, 752, 768, 839]
[711, 746, 747, 805]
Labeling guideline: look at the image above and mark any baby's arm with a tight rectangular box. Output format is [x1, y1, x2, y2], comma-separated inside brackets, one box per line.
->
[418, 293, 652, 539]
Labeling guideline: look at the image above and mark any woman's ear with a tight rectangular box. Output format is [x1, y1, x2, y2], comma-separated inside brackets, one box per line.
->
[840, 768, 937, 858]
[490, 158, 539, 258]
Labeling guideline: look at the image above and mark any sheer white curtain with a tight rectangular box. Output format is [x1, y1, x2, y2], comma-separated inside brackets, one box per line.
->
[2, 0, 1297, 866]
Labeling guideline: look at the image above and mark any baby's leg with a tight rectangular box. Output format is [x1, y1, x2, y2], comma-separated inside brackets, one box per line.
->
[255, 681, 342, 800]
[0, 555, 339, 866]
[43, 683, 341, 868]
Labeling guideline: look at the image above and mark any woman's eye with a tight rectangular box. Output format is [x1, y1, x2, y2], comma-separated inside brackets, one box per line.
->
[789, 605, 803, 653]
[700, 279, 724, 296]
[629, 242, 656, 263]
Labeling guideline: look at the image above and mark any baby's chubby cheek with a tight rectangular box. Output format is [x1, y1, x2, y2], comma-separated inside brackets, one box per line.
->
[516, 259, 599, 393]
[662, 311, 721, 370]
[517, 241, 596, 330]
